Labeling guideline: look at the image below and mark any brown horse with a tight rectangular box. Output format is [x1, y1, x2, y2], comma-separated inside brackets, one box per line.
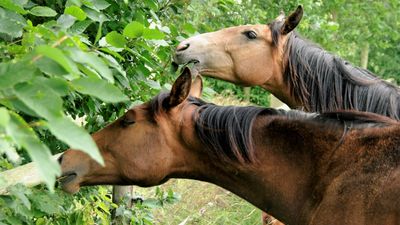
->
[173, 6, 400, 120]
[59, 68, 400, 225]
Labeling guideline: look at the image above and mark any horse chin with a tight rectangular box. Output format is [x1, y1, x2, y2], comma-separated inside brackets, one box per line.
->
[61, 182, 81, 194]
[58, 172, 81, 194]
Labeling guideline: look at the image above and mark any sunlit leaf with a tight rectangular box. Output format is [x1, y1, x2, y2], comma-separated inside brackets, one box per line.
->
[85, 7, 109, 23]
[29, 6, 57, 17]
[84, 0, 111, 11]
[65, 6, 87, 21]
[36, 77, 70, 96]
[143, 0, 158, 11]
[0, 7, 26, 38]
[46, 116, 104, 165]
[5, 113, 60, 191]
[0, 0, 27, 15]
[0, 138, 20, 162]
[69, 20, 92, 34]
[57, 14, 76, 30]
[0, 107, 10, 127]
[29, 191, 64, 215]
[67, 48, 114, 83]
[36, 45, 79, 77]
[0, 62, 35, 90]
[105, 31, 126, 48]
[14, 81, 64, 120]
[71, 77, 129, 103]
[142, 28, 165, 40]
[34, 57, 68, 76]
[123, 21, 145, 38]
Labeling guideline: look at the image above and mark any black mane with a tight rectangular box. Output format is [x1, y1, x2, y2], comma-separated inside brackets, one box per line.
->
[270, 22, 400, 120]
[149, 94, 396, 164]
[187, 97, 395, 164]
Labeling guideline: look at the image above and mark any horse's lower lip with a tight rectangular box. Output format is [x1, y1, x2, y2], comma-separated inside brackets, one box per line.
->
[188, 59, 199, 64]
[58, 172, 77, 184]
[172, 54, 200, 65]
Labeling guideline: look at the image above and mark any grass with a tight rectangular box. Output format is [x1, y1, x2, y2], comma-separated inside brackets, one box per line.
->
[133, 95, 262, 225]
[134, 179, 262, 225]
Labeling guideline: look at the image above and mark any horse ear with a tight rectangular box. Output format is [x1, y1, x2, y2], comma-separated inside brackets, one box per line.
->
[189, 75, 203, 98]
[281, 5, 303, 35]
[166, 67, 192, 108]
[274, 10, 285, 22]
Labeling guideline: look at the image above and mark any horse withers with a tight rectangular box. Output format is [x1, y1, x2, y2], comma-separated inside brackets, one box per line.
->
[59, 68, 400, 225]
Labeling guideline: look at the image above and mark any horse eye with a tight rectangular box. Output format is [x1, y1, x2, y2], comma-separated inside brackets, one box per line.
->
[121, 118, 135, 127]
[243, 30, 257, 40]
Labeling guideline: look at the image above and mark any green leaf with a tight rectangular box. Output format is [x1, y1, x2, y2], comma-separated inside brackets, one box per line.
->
[29, 6, 57, 17]
[0, 0, 27, 15]
[142, 28, 165, 40]
[9, 185, 31, 210]
[0, 138, 19, 162]
[36, 45, 79, 77]
[0, 107, 10, 127]
[0, 62, 35, 90]
[67, 48, 114, 83]
[0, 7, 26, 38]
[69, 20, 92, 34]
[5, 113, 60, 190]
[105, 31, 126, 48]
[145, 80, 161, 90]
[84, 0, 111, 11]
[37, 77, 70, 96]
[123, 21, 145, 38]
[84, 8, 109, 23]
[4, 98, 39, 117]
[64, 6, 87, 21]
[46, 116, 104, 166]
[34, 57, 68, 76]
[71, 77, 129, 103]
[29, 191, 64, 215]
[14, 81, 64, 120]
[143, 0, 158, 11]
[57, 14, 76, 30]
[183, 23, 196, 34]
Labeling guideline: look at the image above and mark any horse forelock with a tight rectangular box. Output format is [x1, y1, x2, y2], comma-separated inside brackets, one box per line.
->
[280, 32, 400, 120]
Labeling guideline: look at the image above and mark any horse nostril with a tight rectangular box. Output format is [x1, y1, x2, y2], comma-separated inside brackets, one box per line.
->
[58, 154, 64, 164]
[176, 42, 190, 52]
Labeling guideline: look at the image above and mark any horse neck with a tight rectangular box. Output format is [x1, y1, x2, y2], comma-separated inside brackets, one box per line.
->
[178, 113, 343, 225]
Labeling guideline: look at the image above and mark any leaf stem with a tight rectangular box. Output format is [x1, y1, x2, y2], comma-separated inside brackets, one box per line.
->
[30, 35, 69, 63]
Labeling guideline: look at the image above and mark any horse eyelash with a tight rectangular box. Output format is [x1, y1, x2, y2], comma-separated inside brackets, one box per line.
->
[242, 30, 257, 40]
[121, 118, 135, 127]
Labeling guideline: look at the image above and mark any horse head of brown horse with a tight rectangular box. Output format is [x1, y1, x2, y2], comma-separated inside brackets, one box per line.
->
[59, 68, 205, 193]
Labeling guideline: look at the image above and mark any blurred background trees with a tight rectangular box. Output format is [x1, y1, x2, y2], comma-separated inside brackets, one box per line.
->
[0, 0, 398, 224]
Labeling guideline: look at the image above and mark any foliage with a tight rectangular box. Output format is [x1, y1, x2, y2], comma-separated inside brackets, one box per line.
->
[0, 0, 189, 224]
[0, 184, 179, 225]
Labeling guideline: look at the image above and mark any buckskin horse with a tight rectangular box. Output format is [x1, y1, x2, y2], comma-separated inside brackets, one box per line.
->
[173, 7, 400, 223]
[59, 68, 400, 225]
[173, 6, 400, 120]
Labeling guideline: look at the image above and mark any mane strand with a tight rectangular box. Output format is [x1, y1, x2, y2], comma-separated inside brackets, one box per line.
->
[193, 101, 266, 164]
[281, 31, 400, 120]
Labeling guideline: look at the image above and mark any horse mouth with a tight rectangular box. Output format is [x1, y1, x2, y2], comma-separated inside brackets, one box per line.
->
[57, 171, 77, 186]
[171, 59, 200, 73]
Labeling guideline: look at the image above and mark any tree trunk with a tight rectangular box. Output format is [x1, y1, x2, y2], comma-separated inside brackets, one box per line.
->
[360, 43, 369, 69]
[111, 185, 133, 224]
[243, 87, 251, 102]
